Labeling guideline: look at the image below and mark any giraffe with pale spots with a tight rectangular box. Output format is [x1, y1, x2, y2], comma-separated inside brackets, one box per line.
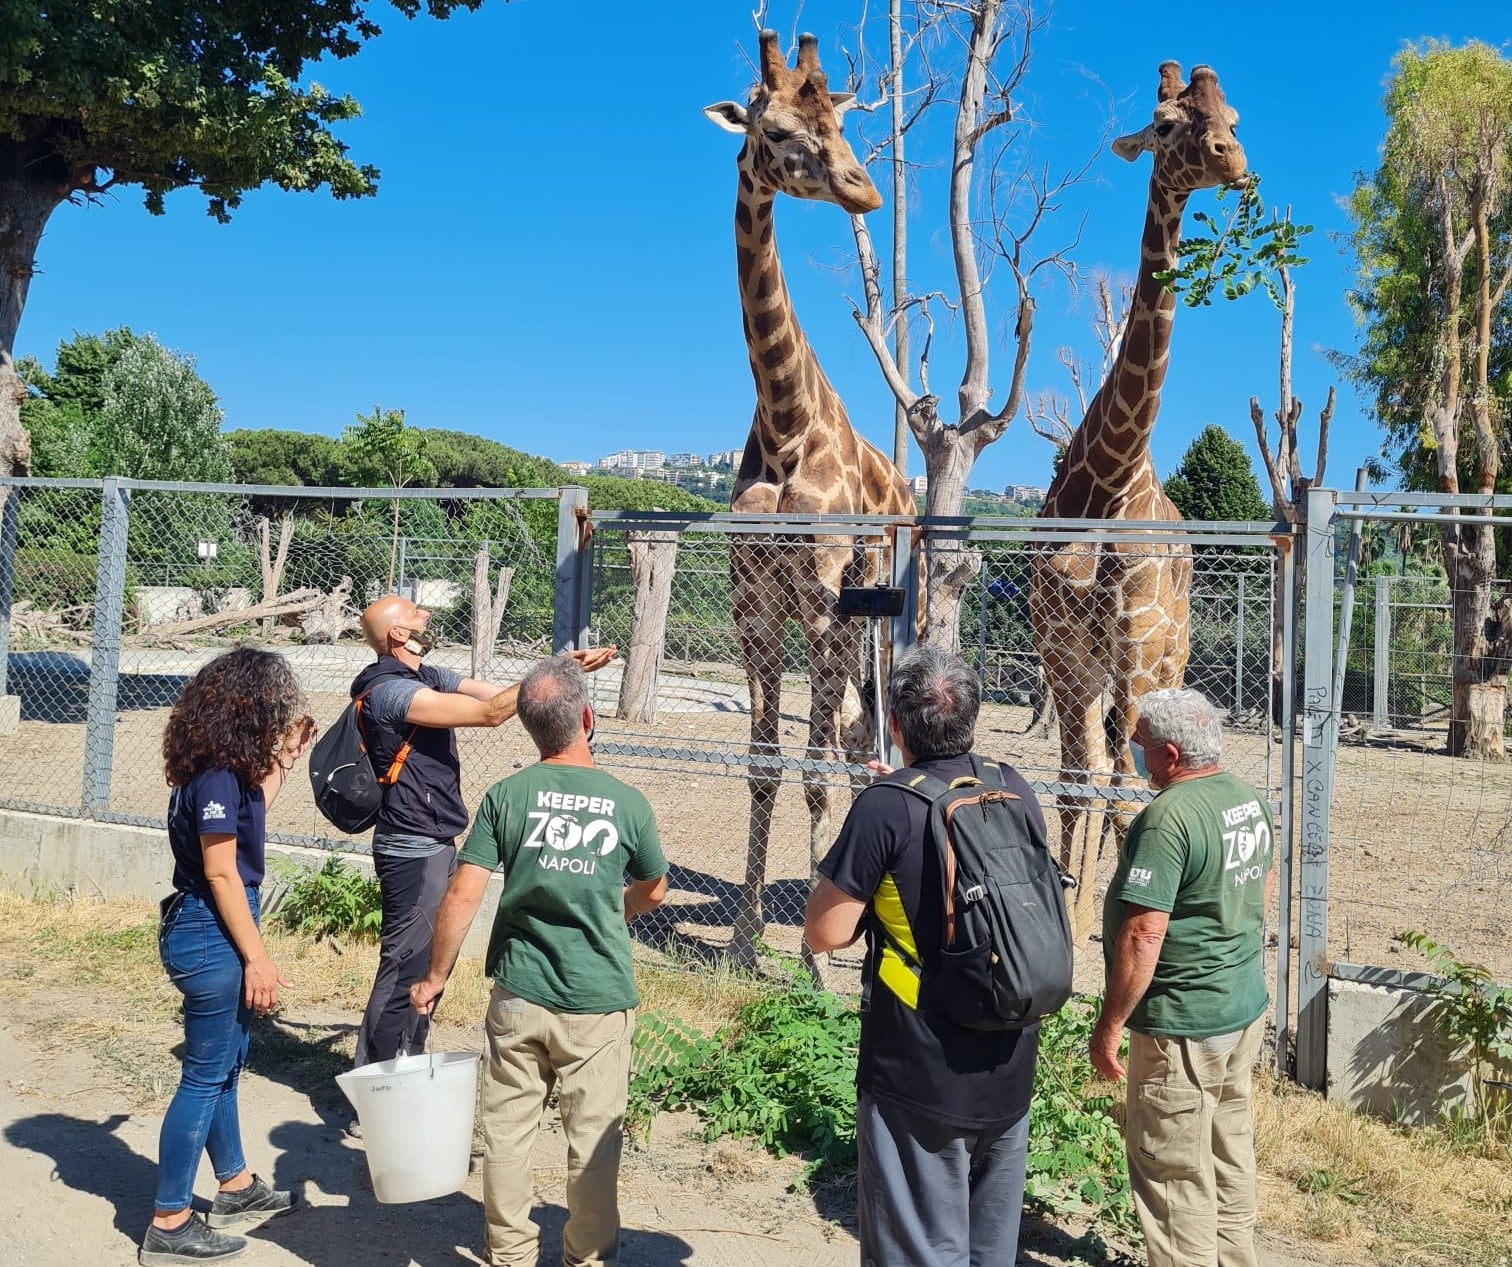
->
[1029, 61, 1249, 941]
[706, 31, 912, 963]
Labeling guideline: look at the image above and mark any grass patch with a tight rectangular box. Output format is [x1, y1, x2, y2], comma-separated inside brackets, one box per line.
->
[1254, 1070, 1512, 1267]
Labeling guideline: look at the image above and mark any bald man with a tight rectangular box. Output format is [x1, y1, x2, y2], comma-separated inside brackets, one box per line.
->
[348, 594, 614, 1083]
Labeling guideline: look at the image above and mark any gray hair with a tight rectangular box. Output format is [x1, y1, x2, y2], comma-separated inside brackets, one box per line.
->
[889, 646, 980, 761]
[1137, 687, 1223, 769]
[517, 655, 590, 757]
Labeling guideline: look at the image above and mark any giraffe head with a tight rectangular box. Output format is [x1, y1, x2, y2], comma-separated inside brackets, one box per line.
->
[704, 30, 882, 215]
[1112, 61, 1247, 192]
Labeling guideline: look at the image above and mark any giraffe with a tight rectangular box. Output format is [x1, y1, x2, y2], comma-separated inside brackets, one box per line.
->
[705, 31, 913, 963]
[1028, 61, 1248, 941]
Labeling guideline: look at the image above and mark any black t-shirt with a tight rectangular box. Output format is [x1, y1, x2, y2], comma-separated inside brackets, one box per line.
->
[819, 752, 1045, 1129]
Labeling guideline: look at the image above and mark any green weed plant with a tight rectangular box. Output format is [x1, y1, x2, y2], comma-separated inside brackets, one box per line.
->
[630, 955, 1139, 1248]
[270, 855, 383, 943]
[1396, 930, 1512, 1148]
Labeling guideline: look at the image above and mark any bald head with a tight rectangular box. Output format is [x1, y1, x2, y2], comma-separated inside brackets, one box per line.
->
[361, 595, 430, 657]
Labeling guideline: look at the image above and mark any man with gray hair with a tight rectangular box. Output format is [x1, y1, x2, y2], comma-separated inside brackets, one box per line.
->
[411, 655, 668, 1267]
[1091, 686, 1276, 1267]
[805, 645, 1043, 1265]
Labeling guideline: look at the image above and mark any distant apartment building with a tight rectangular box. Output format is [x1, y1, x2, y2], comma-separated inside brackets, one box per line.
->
[1005, 484, 1046, 504]
[707, 449, 743, 469]
[560, 460, 590, 476]
[599, 449, 665, 472]
[908, 475, 928, 495]
[668, 452, 702, 468]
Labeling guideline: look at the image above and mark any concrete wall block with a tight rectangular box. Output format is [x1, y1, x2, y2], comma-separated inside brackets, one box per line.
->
[1326, 971, 1506, 1126]
[0, 808, 497, 960]
[0, 694, 18, 735]
[135, 586, 204, 627]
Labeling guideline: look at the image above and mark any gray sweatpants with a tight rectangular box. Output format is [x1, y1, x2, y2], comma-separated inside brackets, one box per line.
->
[856, 1091, 1030, 1267]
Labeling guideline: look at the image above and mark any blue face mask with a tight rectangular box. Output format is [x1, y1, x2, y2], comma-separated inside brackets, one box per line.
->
[1131, 742, 1151, 781]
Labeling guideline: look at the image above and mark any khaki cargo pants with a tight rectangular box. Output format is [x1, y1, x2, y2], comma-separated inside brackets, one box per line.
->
[1125, 1015, 1266, 1267]
[481, 986, 635, 1267]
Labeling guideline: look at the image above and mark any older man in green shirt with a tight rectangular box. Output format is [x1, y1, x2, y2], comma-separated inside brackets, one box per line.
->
[1091, 687, 1276, 1267]
[412, 655, 668, 1267]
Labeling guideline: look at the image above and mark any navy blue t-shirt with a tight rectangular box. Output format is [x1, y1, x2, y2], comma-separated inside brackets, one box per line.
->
[167, 768, 266, 892]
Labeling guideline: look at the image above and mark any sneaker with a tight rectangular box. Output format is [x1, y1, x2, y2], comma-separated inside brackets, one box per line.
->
[139, 1213, 246, 1265]
[206, 1174, 297, 1228]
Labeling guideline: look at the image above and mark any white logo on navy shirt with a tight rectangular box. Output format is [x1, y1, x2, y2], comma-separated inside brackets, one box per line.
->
[202, 801, 226, 822]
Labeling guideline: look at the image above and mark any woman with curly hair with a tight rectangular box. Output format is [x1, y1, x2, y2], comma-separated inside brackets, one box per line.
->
[141, 646, 318, 1266]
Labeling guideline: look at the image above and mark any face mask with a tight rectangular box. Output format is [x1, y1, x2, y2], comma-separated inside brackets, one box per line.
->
[1131, 741, 1151, 782]
[401, 626, 438, 657]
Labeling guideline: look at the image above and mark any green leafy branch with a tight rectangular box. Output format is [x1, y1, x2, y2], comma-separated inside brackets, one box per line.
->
[1155, 176, 1312, 309]
[1396, 930, 1512, 1148]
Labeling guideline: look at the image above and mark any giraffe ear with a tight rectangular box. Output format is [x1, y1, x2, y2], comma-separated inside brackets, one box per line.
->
[1112, 127, 1151, 161]
[830, 92, 857, 115]
[704, 101, 749, 134]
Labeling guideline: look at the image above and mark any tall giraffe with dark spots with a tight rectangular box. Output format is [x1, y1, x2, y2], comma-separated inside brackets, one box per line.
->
[706, 31, 912, 962]
[1028, 61, 1249, 940]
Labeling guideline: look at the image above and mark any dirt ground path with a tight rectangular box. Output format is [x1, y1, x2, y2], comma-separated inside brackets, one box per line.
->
[0, 1005, 1352, 1267]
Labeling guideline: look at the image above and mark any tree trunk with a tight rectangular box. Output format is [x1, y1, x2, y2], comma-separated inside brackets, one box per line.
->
[920, 430, 982, 652]
[1445, 523, 1502, 759]
[617, 531, 678, 722]
[0, 176, 65, 477]
[258, 515, 294, 637]
[470, 548, 513, 682]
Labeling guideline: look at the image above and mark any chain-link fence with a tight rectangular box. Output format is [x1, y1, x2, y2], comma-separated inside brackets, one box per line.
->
[579, 510, 1287, 979]
[0, 477, 566, 842]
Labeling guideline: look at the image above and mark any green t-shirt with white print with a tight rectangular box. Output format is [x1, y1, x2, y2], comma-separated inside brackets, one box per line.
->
[459, 762, 667, 1014]
[1102, 771, 1274, 1038]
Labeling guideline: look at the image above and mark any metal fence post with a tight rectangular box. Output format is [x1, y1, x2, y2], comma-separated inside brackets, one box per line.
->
[1373, 575, 1390, 728]
[1297, 486, 1338, 1090]
[0, 482, 19, 700]
[1273, 526, 1299, 1076]
[83, 478, 130, 816]
[1234, 573, 1246, 712]
[553, 486, 590, 653]
[885, 523, 920, 769]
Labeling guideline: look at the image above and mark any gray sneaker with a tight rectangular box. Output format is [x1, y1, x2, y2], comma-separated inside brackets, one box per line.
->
[206, 1174, 296, 1227]
[139, 1213, 247, 1265]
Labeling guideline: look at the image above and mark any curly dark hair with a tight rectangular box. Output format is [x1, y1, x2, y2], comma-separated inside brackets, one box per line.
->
[163, 646, 306, 788]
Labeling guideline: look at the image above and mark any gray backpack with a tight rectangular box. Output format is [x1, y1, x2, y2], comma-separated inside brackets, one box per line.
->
[879, 756, 1075, 1030]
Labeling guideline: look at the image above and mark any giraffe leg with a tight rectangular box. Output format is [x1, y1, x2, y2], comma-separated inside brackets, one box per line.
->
[731, 546, 786, 969]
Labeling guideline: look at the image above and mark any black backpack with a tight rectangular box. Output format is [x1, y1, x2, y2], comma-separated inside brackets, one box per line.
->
[877, 756, 1075, 1031]
[307, 681, 418, 834]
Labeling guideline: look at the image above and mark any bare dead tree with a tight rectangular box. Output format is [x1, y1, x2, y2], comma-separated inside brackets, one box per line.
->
[846, 0, 1105, 646]
[1247, 235, 1334, 726]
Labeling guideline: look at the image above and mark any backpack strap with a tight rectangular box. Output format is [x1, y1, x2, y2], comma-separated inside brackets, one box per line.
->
[352, 674, 421, 788]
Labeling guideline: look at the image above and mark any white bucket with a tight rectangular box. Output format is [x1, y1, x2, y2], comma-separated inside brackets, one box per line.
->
[336, 1051, 481, 1203]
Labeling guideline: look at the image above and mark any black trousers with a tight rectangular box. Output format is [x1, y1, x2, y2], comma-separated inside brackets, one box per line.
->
[354, 845, 457, 1067]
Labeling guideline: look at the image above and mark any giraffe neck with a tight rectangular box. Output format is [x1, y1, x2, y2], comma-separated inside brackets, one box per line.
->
[734, 150, 833, 460]
[1057, 180, 1191, 511]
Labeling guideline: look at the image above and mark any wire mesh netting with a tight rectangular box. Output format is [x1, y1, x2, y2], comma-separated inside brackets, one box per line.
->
[1325, 563, 1512, 984]
[581, 513, 1283, 971]
[0, 480, 561, 839]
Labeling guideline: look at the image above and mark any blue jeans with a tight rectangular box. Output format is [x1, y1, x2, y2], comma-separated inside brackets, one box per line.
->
[154, 888, 257, 1213]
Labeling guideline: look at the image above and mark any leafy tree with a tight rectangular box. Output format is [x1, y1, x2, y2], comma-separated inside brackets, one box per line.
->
[419, 429, 567, 489]
[1340, 41, 1512, 758]
[342, 405, 436, 589]
[18, 328, 232, 480]
[0, 0, 491, 478]
[227, 428, 346, 487]
[1163, 425, 1271, 523]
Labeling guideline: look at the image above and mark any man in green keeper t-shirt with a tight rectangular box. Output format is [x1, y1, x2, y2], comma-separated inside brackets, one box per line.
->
[411, 655, 668, 1267]
[1090, 687, 1275, 1267]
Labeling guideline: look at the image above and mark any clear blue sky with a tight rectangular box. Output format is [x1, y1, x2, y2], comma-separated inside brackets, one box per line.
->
[15, 1, 1510, 495]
